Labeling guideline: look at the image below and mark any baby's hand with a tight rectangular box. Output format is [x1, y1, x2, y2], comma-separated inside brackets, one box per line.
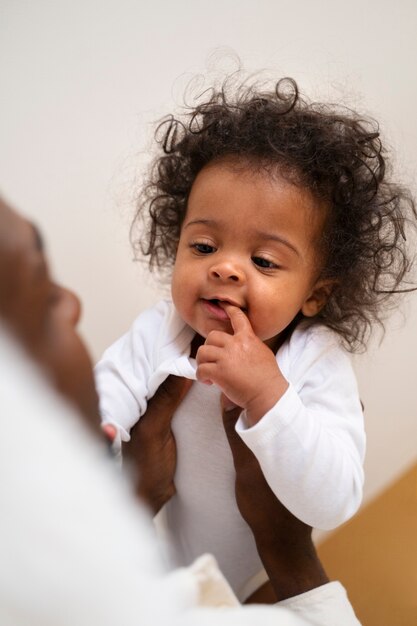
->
[196, 304, 288, 425]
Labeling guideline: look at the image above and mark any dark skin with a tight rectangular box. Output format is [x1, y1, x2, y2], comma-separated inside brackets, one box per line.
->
[123, 374, 329, 603]
[123, 375, 193, 513]
[1, 196, 328, 605]
[221, 394, 329, 602]
[0, 198, 101, 433]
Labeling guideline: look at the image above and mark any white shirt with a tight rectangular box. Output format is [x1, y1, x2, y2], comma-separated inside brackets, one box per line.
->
[95, 299, 365, 599]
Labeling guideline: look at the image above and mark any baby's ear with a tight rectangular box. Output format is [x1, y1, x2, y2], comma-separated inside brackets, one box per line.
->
[301, 279, 336, 318]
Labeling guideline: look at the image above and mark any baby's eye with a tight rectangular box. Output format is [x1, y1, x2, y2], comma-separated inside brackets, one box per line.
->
[192, 243, 216, 254]
[252, 256, 278, 269]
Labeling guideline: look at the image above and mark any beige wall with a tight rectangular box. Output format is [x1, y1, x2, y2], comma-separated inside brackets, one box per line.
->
[1, 0, 416, 509]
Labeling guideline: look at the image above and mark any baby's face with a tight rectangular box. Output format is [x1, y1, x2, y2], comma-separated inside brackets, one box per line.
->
[171, 158, 330, 347]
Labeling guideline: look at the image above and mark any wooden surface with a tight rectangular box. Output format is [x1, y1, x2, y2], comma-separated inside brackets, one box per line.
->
[317, 462, 417, 626]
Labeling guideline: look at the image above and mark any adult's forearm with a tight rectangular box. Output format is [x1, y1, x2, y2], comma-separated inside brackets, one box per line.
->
[255, 532, 328, 601]
[222, 401, 329, 602]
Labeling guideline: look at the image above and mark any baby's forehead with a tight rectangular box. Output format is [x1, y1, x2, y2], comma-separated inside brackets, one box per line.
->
[187, 159, 328, 218]
[184, 165, 327, 257]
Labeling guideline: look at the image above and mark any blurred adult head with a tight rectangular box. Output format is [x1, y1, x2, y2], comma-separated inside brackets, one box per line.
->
[0, 196, 99, 429]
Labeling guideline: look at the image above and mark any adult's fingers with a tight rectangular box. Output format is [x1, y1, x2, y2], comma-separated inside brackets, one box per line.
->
[221, 398, 252, 473]
[123, 375, 193, 513]
[124, 375, 192, 460]
[141, 375, 193, 428]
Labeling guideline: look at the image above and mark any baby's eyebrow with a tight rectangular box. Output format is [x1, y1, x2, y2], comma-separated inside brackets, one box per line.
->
[184, 218, 216, 229]
[256, 231, 300, 257]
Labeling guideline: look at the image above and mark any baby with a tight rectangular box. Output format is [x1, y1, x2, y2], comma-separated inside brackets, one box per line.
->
[95, 77, 415, 601]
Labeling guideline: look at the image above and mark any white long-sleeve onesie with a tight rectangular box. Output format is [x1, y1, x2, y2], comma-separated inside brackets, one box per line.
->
[95, 299, 365, 599]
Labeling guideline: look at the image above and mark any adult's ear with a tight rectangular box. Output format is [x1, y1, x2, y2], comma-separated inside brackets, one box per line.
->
[301, 279, 336, 317]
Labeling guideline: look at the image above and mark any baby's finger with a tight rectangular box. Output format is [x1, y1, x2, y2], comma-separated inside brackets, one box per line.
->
[222, 303, 253, 335]
[196, 344, 221, 365]
[196, 362, 219, 386]
[204, 329, 230, 347]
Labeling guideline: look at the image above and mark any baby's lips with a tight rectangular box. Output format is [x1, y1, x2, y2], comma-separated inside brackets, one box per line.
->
[220, 301, 249, 319]
[216, 300, 231, 317]
[217, 300, 243, 315]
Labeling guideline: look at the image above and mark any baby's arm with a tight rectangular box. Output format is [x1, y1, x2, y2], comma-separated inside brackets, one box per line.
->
[196, 304, 365, 531]
[95, 308, 158, 446]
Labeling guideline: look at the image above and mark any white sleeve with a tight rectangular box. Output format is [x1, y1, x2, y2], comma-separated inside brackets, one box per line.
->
[94, 301, 168, 442]
[235, 326, 365, 530]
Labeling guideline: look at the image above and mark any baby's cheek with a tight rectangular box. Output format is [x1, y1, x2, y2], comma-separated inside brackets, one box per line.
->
[249, 314, 270, 341]
[171, 286, 195, 331]
[170, 273, 184, 313]
[251, 315, 282, 346]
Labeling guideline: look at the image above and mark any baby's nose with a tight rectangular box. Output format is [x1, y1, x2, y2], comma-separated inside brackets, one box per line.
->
[209, 259, 245, 282]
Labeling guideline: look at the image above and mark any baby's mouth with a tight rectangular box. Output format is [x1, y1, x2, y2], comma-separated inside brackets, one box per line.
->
[204, 298, 247, 313]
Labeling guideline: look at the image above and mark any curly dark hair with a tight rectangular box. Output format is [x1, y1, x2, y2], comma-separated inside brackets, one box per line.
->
[132, 77, 416, 351]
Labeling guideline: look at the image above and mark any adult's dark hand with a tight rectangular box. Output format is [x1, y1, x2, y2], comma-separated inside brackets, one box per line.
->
[123, 375, 192, 515]
[221, 396, 329, 602]
[123, 373, 329, 603]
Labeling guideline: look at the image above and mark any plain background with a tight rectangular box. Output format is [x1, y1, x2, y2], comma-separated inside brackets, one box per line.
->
[1, 0, 416, 514]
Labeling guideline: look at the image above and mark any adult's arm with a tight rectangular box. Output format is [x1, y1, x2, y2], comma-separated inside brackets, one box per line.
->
[221, 399, 328, 601]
